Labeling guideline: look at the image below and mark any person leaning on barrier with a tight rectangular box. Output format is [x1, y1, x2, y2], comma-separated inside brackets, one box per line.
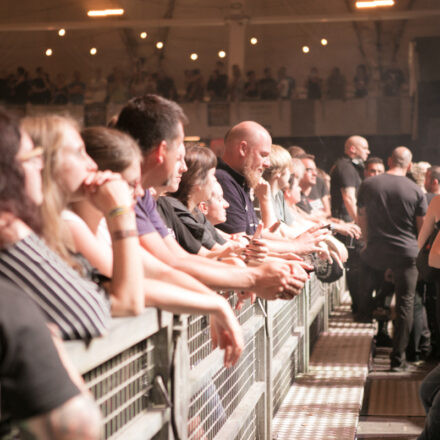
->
[0, 279, 102, 439]
[22, 114, 145, 319]
[217, 121, 330, 257]
[161, 145, 248, 260]
[0, 110, 111, 341]
[71, 126, 244, 367]
[115, 94, 308, 301]
[424, 165, 440, 205]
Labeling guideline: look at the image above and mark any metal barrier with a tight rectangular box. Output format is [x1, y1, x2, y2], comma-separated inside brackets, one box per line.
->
[65, 274, 344, 440]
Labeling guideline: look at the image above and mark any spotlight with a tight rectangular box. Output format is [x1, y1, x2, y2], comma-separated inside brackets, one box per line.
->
[250, 37, 258, 45]
[356, 0, 394, 8]
[190, 53, 198, 61]
[156, 41, 164, 49]
[58, 28, 66, 37]
[302, 46, 310, 53]
[87, 9, 124, 17]
[140, 32, 147, 39]
[321, 38, 328, 46]
[90, 47, 97, 55]
[45, 48, 53, 56]
[218, 50, 226, 58]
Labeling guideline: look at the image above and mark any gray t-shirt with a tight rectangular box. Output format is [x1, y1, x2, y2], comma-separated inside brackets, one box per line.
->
[271, 190, 294, 226]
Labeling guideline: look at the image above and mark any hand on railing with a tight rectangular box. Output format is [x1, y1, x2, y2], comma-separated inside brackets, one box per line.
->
[210, 296, 244, 368]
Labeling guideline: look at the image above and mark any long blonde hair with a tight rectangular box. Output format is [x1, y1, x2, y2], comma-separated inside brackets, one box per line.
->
[21, 115, 80, 269]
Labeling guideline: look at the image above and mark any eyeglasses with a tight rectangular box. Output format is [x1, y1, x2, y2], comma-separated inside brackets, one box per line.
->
[17, 146, 43, 163]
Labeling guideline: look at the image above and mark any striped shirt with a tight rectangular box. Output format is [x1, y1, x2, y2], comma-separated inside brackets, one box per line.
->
[0, 233, 111, 340]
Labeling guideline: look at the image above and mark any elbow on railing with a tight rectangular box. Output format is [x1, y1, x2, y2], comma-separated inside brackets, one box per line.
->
[110, 294, 145, 317]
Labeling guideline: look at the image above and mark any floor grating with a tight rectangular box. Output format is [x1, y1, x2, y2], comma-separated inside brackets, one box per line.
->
[273, 297, 375, 440]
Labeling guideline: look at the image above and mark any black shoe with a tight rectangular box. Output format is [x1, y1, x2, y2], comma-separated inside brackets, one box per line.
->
[375, 333, 393, 347]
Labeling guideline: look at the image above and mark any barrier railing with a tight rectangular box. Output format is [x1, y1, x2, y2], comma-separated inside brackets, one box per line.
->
[65, 274, 344, 440]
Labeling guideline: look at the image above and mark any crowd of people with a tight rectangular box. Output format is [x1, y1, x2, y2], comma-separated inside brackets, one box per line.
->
[0, 62, 406, 106]
[0, 91, 438, 439]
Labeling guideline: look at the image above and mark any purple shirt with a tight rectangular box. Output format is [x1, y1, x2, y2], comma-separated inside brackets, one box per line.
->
[135, 190, 170, 238]
[215, 158, 258, 235]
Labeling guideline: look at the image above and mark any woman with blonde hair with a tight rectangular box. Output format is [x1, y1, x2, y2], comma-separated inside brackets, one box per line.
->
[0, 110, 110, 340]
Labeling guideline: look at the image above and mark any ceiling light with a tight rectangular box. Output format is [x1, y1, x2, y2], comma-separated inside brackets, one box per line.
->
[87, 9, 124, 17]
[190, 53, 198, 61]
[321, 38, 328, 46]
[156, 41, 164, 49]
[140, 32, 147, 39]
[90, 47, 97, 55]
[302, 46, 310, 53]
[355, 0, 395, 8]
[45, 48, 53, 56]
[250, 37, 258, 45]
[184, 136, 201, 142]
[58, 28, 66, 37]
[218, 50, 226, 58]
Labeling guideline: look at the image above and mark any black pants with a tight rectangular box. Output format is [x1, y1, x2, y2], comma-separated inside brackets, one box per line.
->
[359, 257, 418, 367]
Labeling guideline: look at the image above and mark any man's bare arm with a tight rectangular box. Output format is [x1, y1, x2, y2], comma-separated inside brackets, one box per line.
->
[341, 186, 358, 222]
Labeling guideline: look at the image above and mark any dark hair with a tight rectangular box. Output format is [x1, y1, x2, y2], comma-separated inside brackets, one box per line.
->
[298, 153, 316, 161]
[428, 165, 440, 183]
[116, 94, 187, 156]
[365, 156, 384, 167]
[0, 109, 41, 232]
[81, 126, 141, 173]
[172, 145, 217, 207]
[287, 146, 306, 158]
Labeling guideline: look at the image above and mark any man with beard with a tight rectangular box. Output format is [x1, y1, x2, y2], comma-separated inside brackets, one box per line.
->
[116, 95, 309, 301]
[216, 121, 328, 255]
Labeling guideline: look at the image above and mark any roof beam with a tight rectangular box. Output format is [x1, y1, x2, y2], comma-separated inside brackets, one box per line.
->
[1, 9, 440, 32]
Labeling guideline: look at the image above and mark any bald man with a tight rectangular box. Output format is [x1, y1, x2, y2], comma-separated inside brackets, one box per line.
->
[216, 121, 271, 235]
[329, 135, 370, 314]
[357, 147, 427, 371]
[330, 135, 370, 222]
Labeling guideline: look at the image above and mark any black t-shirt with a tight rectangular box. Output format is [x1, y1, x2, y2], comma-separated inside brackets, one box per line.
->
[0, 279, 79, 425]
[156, 196, 202, 254]
[357, 173, 427, 267]
[162, 196, 218, 250]
[330, 156, 363, 221]
[215, 158, 259, 235]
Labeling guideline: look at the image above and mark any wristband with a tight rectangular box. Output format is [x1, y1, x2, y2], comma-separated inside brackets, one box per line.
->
[107, 205, 132, 219]
[112, 229, 138, 241]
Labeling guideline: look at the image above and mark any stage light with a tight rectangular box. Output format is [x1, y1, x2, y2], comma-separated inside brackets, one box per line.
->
[355, 0, 395, 8]
[218, 50, 226, 58]
[302, 46, 310, 53]
[58, 28, 65, 37]
[90, 47, 97, 55]
[156, 41, 164, 49]
[190, 53, 198, 61]
[45, 48, 53, 56]
[87, 9, 124, 17]
[321, 38, 328, 46]
[140, 32, 147, 39]
[250, 37, 258, 45]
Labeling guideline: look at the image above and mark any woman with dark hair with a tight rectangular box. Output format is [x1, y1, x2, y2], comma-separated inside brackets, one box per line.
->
[0, 110, 111, 340]
[160, 145, 242, 256]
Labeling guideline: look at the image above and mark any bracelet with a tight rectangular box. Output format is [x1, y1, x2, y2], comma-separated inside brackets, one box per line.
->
[107, 205, 132, 219]
[112, 229, 138, 241]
